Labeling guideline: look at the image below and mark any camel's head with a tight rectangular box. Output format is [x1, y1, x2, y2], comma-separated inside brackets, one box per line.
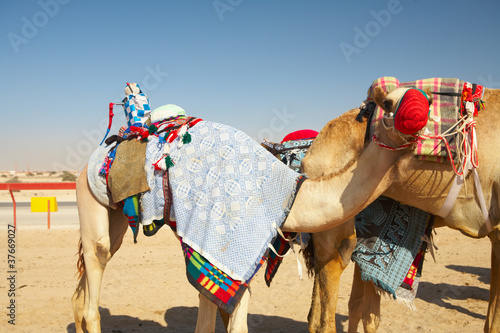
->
[373, 87, 433, 135]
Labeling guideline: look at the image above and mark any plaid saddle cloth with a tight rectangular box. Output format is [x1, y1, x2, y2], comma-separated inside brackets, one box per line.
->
[366, 77, 484, 163]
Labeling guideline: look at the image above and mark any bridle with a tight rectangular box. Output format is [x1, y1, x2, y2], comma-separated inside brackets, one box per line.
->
[365, 87, 492, 232]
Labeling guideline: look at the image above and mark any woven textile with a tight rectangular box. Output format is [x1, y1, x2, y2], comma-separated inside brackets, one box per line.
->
[119, 196, 140, 238]
[108, 139, 150, 203]
[366, 76, 400, 101]
[140, 140, 168, 225]
[276, 139, 315, 173]
[142, 120, 302, 282]
[165, 206, 263, 314]
[263, 131, 317, 285]
[123, 83, 151, 127]
[87, 143, 115, 207]
[368, 77, 464, 162]
[264, 231, 295, 286]
[352, 196, 431, 299]
[181, 239, 254, 313]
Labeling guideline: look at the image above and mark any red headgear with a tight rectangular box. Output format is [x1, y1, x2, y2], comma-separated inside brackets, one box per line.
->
[394, 89, 430, 135]
[281, 129, 319, 143]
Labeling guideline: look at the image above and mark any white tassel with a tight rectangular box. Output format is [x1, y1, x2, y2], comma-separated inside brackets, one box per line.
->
[154, 157, 167, 171]
[163, 142, 170, 155]
[429, 115, 441, 122]
[289, 240, 303, 280]
[177, 125, 188, 148]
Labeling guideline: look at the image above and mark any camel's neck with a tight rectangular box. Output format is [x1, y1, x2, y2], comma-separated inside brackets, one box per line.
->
[282, 141, 404, 232]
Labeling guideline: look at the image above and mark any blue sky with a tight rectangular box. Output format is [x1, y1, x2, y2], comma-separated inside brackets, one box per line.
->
[1, 0, 499, 171]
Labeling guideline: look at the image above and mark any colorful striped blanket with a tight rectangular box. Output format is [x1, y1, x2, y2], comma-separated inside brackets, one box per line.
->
[367, 77, 465, 163]
[177, 219, 294, 312]
[182, 239, 251, 312]
[171, 217, 253, 313]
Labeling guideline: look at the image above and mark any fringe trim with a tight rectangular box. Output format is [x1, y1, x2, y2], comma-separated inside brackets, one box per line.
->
[359, 271, 397, 299]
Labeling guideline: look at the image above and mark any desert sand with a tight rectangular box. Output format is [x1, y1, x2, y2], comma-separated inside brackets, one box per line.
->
[0, 180, 493, 332]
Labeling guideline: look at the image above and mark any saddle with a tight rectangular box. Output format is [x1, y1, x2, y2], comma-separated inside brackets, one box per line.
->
[261, 129, 318, 174]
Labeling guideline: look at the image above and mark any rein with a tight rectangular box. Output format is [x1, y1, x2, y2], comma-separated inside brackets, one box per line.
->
[417, 116, 478, 176]
[372, 109, 478, 176]
[371, 133, 417, 151]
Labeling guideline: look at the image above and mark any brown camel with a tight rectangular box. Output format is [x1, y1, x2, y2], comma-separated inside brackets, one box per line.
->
[303, 87, 500, 333]
[71, 87, 428, 332]
[301, 109, 364, 332]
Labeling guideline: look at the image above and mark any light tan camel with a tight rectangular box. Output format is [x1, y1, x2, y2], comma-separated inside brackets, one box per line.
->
[303, 88, 500, 333]
[300, 109, 364, 332]
[71, 166, 252, 333]
[71, 87, 427, 333]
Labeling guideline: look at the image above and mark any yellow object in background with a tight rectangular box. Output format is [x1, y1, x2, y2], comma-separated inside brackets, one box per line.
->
[31, 197, 58, 212]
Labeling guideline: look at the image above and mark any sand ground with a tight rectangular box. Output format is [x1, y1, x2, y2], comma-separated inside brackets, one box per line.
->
[0, 178, 493, 332]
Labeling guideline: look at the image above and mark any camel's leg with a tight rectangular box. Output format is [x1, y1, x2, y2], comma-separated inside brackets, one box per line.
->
[347, 264, 364, 333]
[195, 291, 249, 333]
[485, 228, 500, 333]
[72, 269, 88, 333]
[107, 208, 129, 257]
[348, 264, 380, 333]
[307, 223, 356, 333]
[72, 207, 128, 333]
[71, 168, 128, 333]
[308, 229, 336, 332]
[218, 307, 231, 331]
[195, 294, 218, 333]
[226, 288, 250, 333]
[195, 292, 249, 333]
[73, 171, 109, 333]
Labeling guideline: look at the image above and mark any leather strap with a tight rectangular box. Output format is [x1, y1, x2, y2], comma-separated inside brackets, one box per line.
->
[437, 130, 493, 233]
[163, 169, 173, 228]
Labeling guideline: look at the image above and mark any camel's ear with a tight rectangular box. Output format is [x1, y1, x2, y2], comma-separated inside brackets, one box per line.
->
[373, 86, 392, 112]
[423, 88, 433, 106]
